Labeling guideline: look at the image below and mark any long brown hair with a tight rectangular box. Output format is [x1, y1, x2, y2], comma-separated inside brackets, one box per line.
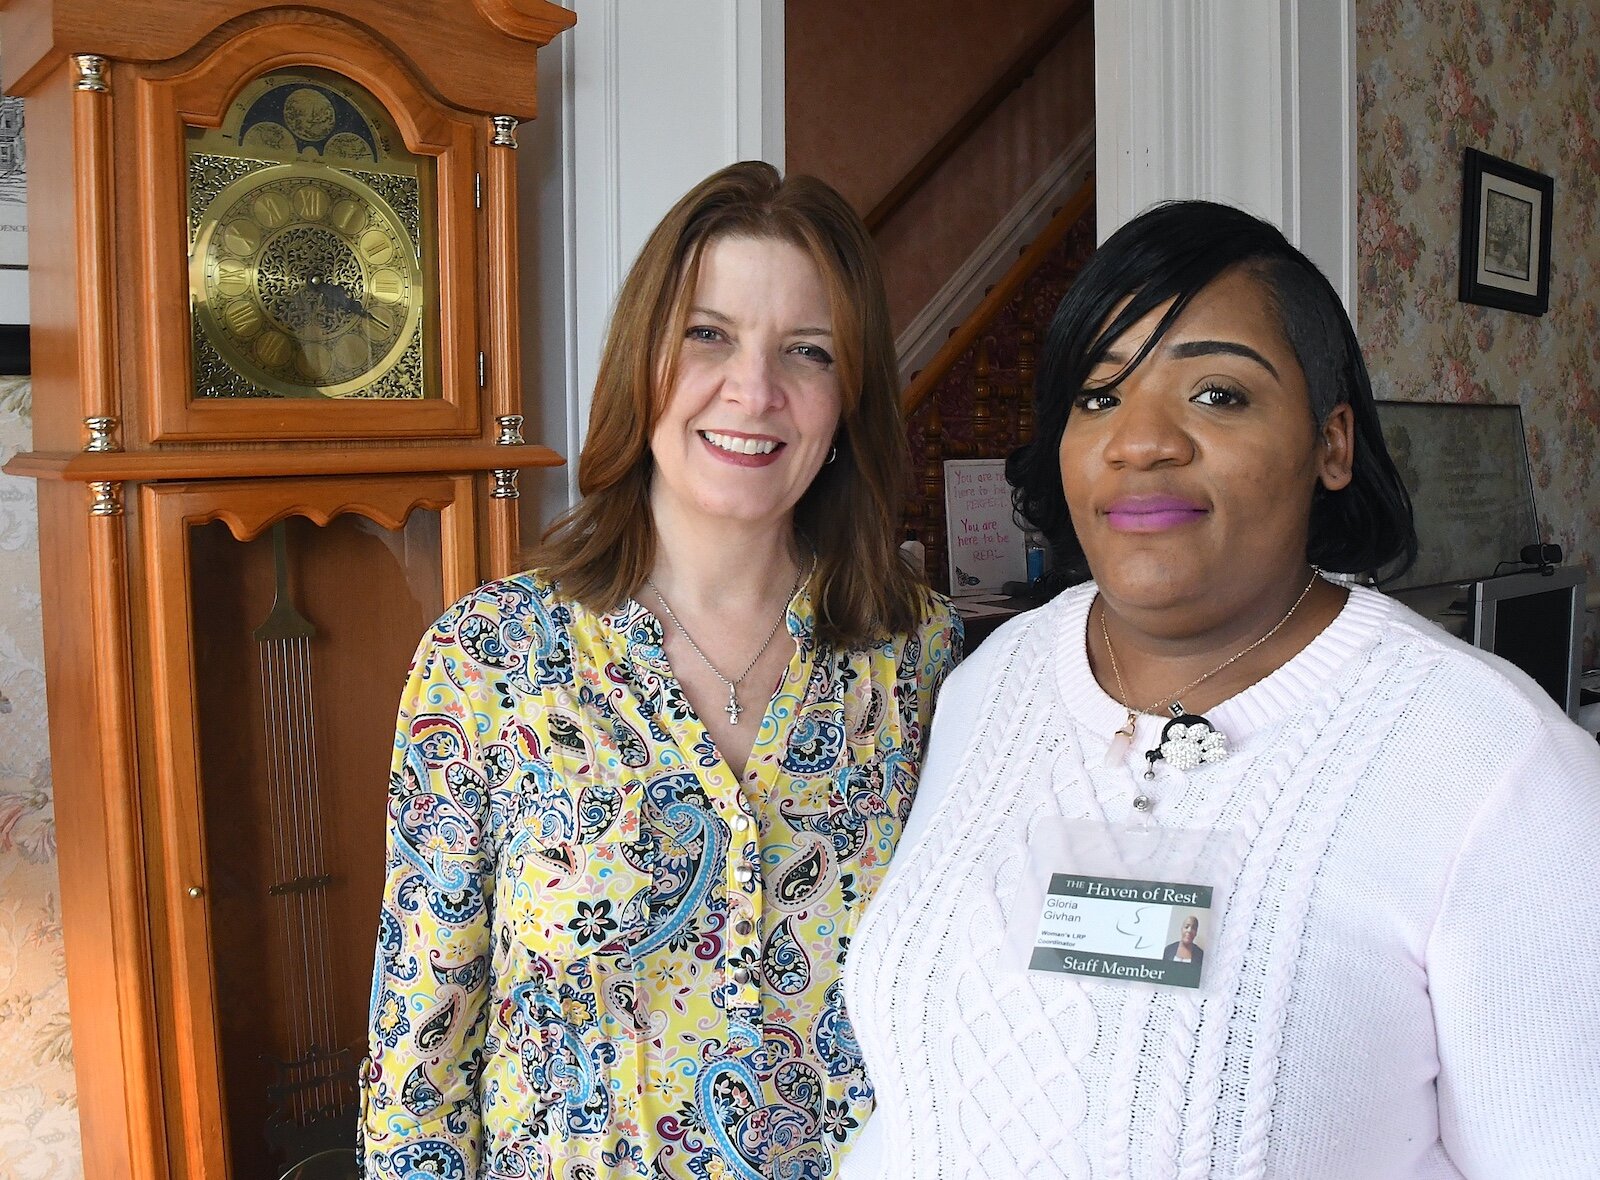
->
[533, 160, 928, 647]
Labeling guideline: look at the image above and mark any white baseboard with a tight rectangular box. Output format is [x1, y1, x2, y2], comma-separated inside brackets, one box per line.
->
[895, 128, 1095, 385]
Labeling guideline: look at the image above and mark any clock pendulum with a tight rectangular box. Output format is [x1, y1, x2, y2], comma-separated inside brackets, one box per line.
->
[253, 522, 359, 1180]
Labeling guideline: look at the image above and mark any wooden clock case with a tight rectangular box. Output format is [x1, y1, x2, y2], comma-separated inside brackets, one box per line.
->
[0, 2, 574, 1176]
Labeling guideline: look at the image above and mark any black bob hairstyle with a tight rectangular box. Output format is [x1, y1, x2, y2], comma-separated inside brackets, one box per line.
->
[1007, 199, 1417, 584]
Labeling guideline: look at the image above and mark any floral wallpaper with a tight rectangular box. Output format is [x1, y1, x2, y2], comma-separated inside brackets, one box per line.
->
[0, 375, 84, 1178]
[1357, 0, 1600, 662]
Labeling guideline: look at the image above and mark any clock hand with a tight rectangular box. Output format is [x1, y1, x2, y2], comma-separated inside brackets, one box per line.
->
[319, 280, 388, 327]
[319, 282, 359, 315]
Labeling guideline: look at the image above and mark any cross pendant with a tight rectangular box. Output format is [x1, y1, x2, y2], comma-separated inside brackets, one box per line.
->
[725, 685, 743, 725]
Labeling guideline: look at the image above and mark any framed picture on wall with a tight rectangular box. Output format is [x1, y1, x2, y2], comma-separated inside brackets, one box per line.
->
[0, 325, 28, 375]
[0, 88, 28, 374]
[1458, 148, 1553, 316]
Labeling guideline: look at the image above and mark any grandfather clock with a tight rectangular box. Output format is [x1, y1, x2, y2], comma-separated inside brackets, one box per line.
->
[0, 2, 573, 1177]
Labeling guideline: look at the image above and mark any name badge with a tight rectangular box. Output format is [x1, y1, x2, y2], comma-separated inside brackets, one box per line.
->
[1007, 818, 1243, 996]
[1029, 871, 1212, 989]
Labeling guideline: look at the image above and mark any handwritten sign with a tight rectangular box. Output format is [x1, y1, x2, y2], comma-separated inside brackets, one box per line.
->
[943, 458, 1025, 596]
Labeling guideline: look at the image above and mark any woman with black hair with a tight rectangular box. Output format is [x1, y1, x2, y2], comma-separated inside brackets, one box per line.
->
[841, 200, 1600, 1178]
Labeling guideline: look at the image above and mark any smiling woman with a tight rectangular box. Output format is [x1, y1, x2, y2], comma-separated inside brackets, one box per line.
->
[1057, 267, 1355, 639]
[647, 235, 844, 549]
[842, 200, 1600, 1179]
[357, 162, 961, 1180]
[543, 164, 926, 648]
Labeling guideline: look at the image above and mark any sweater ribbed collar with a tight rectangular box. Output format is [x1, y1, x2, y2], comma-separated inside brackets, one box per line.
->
[1050, 580, 1394, 750]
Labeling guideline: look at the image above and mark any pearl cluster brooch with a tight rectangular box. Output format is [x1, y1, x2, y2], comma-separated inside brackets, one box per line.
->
[1099, 569, 1323, 794]
[1154, 716, 1229, 771]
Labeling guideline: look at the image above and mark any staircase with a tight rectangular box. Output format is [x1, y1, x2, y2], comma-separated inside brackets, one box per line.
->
[800, 2, 1100, 588]
[788, 0, 1098, 597]
[900, 183, 1096, 594]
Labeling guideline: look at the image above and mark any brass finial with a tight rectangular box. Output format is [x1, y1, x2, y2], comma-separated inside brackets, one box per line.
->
[73, 55, 109, 93]
[490, 469, 519, 499]
[490, 115, 519, 148]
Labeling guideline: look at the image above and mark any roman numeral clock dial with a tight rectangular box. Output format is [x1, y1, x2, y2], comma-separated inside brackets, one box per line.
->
[187, 68, 432, 400]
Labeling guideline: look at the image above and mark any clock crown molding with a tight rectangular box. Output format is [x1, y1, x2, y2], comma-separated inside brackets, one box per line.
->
[474, 0, 577, 44]
[0, 0, 575, 113]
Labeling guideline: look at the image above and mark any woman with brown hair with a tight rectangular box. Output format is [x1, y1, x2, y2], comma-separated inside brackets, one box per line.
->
[358, 161, 960, 1180]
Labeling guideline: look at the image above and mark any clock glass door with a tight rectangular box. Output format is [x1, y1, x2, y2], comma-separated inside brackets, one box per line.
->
[187, 508, 444, 1179]
[187, 68, 439, 401]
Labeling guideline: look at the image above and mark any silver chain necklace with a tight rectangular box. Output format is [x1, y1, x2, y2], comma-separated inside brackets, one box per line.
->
[646, 563, 805, 725]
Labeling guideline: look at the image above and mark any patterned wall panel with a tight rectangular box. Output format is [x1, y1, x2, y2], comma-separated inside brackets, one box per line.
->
[0, 375, 84, 1178]
[1357, 0, 1600, 661]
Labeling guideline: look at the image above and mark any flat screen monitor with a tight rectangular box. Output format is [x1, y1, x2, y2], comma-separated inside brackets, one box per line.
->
[1375, 401, 1541, 591]
[1469, 565, 1585, 719]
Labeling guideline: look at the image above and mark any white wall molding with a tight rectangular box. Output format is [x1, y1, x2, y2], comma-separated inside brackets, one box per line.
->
[1094, 0, 1355, 315]
[567, 0, 625, 506]
[1290, 0, 1358, 315]
[895, 128, 1095, 384]
[519, 16, 581, 517]
[733, 0, 785, 165]
[531, 0, 783, 518]
[558, 21, 587, 507]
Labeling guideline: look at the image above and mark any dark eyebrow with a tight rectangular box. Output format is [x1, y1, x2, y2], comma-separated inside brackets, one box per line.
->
[1165, 339, 1280, 379]
[688, 307, 832, 336]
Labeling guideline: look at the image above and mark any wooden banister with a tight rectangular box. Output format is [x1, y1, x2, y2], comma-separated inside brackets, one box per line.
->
[902, 176, 1094, 415]
[864, 0, 1091, 235]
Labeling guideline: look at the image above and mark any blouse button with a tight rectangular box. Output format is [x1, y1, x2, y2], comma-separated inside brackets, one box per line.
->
[733, 815, 750, 832]
[734, 863, 756, 886]
[732, 966, 752, 985]
[734, 919, 754, 936]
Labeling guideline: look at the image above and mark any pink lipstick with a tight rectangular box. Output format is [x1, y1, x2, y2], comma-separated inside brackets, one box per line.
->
[1104, 495, 1208, 533]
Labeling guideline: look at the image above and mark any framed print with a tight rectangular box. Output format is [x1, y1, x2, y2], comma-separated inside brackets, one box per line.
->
[0, 88, 26, 349]
[1458, 147, 1553, 316]
[0, 94, 23, 270]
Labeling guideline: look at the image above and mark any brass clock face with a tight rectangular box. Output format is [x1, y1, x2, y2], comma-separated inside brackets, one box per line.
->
[186, 69, 437, 400]
[191, 165, 422, 398]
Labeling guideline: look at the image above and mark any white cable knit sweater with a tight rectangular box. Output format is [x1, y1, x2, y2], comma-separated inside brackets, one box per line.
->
[841, 583, 1600, 1179]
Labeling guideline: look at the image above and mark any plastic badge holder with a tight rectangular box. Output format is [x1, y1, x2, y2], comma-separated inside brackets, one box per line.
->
[1006, 817, 1246, 998]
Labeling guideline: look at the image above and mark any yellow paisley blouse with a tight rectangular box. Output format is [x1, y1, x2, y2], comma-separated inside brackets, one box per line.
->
[359, 572, 960, 1179]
